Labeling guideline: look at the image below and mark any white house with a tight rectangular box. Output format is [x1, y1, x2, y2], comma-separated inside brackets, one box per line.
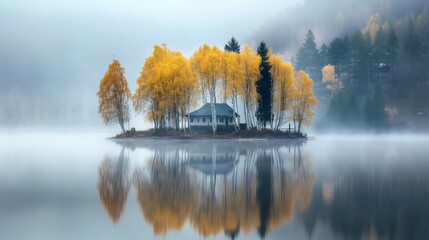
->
[187, 103, 239, 132]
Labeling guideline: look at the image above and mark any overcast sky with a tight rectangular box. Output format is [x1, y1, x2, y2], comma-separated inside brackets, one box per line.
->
[0, 0, 303, 128]
[1, 0, 426, 129]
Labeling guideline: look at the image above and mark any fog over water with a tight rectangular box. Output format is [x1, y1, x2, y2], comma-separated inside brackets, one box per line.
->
[1, 132, 429, 239]
[1, 1, 429, 239]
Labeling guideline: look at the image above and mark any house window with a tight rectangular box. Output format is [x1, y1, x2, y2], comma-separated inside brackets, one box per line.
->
[210, 118, 212, 123]
[190, 117, 194, 123]
[203, 117, 206, 123]
[197, 117, 200, 123]
[220, 117, 223, 123]
[230, 118, 233, 123]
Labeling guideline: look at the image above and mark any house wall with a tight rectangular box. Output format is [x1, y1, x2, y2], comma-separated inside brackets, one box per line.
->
[189, 116, 234, 126]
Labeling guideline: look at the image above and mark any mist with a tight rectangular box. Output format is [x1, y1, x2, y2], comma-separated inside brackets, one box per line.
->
[0, 0, 300, 129]
[250, 0, 429, 59]
[0, 0, 428, 133]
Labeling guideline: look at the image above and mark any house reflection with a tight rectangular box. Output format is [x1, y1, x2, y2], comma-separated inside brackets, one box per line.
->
[97, 146, 130, 223]
[98, 141, 314, 238]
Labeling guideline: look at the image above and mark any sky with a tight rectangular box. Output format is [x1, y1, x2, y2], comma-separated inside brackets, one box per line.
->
[0, 0, 303, 129]
[0, 0, 427, 130]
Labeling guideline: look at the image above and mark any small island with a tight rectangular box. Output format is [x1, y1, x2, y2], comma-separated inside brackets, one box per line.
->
[114, 103, 307, 139]
[98, 38, 317, 139]
[114, 128, 306, 140]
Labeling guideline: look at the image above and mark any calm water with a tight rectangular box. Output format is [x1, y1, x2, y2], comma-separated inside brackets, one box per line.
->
[1, 131, 429, 240]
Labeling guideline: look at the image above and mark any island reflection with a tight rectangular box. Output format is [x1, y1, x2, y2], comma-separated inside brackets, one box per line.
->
[98, 140, 313, 238]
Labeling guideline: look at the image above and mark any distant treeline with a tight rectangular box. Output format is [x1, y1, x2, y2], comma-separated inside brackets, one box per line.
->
[293, 5, 429, 131]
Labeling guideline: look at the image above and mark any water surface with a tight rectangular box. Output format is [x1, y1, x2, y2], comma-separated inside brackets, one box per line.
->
[1, 131, 429, 240]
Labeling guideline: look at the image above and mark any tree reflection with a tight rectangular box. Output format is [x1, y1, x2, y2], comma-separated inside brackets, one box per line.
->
[299, 160, 429, 240]
[97, 146, 130, 223]
[99, 141, 314, 238]
[133, 146, 198, 235]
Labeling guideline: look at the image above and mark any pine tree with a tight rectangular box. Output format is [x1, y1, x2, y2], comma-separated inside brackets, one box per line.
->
[294, 30, 321, 80]
[319, 44, 330, 67]
[386, 28, 399, 97]
[224, 37, 241, 53]
[405, 19, 421, 57]
[350, 30, 367, 97]
[328, 36, 350, 84]
[256, 42, 273, 128]
[386, 29, 399, 63]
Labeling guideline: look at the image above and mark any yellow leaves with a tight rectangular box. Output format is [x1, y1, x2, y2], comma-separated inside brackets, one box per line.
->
[97, 59, 131, 132]
[192, 45, 223, 81]
[269, 54, 297, 128]
[130, 147, 314, 237]
[97, 152, 130, 223]
[322, 64, 336, 82]
[221, 50, 243, 98]
[98, 43, 318, 132]
[270, 55, 295, 108]
[133, 44, 198, 128]
[322, 64, 343, 93]
[293, 70, 318, 130]
[239, 45, 261, 107]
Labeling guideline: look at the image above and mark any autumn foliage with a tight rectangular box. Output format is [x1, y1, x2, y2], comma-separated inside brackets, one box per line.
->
[98, 42, 317, 134]
[133, 44, 198, 130]
[98, 143, 313, 237]
[97, 59, 131, 133]
[293, 70, 318, 133]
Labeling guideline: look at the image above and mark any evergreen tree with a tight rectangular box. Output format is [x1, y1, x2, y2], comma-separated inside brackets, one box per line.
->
[404, 19, 421, 57]
[256, 42, 273, 128]
[328, 36, 350, 84]
[386, 29, 399, 64]
[372, 28, 387, 80]
[350, 30, 370, 97]
[224, 37, 241, 53]
[294, 30, 321, 80]
[362, 31, 373, 95]
[386, 28, 399, 97]
[319, 44, 330, 67]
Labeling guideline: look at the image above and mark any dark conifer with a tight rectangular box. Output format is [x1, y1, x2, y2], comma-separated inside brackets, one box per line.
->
[224, 37, 241, 53]
[256, 42, 273, 128]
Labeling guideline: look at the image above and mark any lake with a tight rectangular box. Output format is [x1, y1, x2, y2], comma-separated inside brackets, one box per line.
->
[1, 131, 429, 240]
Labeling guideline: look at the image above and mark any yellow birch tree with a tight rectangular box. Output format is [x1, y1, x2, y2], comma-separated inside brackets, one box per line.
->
[222, 50, 244, 131]
[191, 45, 223, 133]
[292, 70, 318, 134]
[133, 44, 197, 130]
[239, 45, 261, 129]
[322, 64, 343, 97]
[269, 55, 296, 129]
[97, 59, 131, 134]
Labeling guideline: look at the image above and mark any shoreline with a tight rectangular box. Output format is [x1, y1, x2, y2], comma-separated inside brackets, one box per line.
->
[112, 129, 308, 140]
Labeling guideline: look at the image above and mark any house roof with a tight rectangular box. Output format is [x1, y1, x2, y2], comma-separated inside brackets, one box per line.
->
[187, 103, 239, 117]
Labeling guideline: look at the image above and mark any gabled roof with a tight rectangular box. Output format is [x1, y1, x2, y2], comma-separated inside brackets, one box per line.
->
[187, 103, 239, 117]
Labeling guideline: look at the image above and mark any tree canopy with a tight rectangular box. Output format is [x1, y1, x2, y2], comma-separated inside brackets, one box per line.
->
[133, 44, 198, 130]
[97, 59, 131, 133]
[98, 42, 318, 134]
